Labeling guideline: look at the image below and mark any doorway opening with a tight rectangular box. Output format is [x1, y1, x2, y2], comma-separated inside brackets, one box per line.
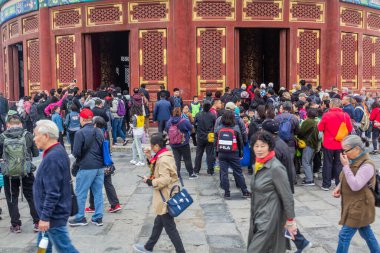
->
[16, 43, 24, 98]
[239, 28, 282, 91]
[90, 31, 130, 92]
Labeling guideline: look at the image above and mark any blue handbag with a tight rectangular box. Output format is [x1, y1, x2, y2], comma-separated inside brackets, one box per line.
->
[102, 140, 113, 167]
[159, 178, 193, 217]
[240, 143, 251, 167]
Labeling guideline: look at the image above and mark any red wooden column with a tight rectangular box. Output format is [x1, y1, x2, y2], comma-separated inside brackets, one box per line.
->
[39, 8, 52, 91]
[279, 29, 287, 87]
[84, 34, 93, 90]
[325, 0, 340, 89]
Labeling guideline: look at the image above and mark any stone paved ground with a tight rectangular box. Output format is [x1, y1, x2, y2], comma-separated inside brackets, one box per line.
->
[0, 148, 380, 253]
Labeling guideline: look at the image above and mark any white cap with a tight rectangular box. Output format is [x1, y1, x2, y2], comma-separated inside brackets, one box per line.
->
[268, 82, 274, 88]
[260, 83, 266, 89]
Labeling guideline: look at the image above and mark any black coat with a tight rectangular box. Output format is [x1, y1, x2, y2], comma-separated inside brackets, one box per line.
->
[194, 111, 216, 140]
[92, 107, 109, 122]
[0, 96, 8, 115]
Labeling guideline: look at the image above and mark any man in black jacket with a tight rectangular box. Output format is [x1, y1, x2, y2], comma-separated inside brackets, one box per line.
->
[69, 108, 105, 227]
[92, 99, 109, 123]
[0, 115, 39, 233]
[194, 102, 216, 175]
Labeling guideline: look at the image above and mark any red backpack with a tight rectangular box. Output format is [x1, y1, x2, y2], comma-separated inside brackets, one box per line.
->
[168, 119, 185, 145]
[217, 128, 237, 152]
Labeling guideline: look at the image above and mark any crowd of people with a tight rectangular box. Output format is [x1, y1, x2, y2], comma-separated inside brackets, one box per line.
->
[0, 80, 379, 253]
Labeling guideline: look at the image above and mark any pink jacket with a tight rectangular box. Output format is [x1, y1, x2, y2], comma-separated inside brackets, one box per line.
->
[44, 94, 68, 117]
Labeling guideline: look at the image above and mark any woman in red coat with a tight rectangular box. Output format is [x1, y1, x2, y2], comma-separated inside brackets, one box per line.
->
[369, 101, 380, 154]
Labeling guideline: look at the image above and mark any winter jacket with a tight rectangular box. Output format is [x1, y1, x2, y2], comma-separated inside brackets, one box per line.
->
[73, 123, 104, 170]
[0, 95, 8, 115]
[354, 105, 365, 123]
[247, 157, 295, 253]
[343, 104, 355, 119]
[110, 99, 123, 119]
[153, 99, 172, 122]
[274, 112, 300, 147]
[44, 94, 68, 117]
[37, 97, 51, 120]
[370, 107, 380, 128]
[64, 111, 80, 131]
[92, 107, 110, 122]
[33, 143, 71, 228]
[52, 113, 64, 132]
[298, 118, 319, 150]
[165, 116, 193, 148]
[194, 111, 216, 140]
[215, 115, 248, 145]
[214, 124, 244, 158]
[169, 96, 183, 109]
[318, 108, 353, 150]
[156, 90, 170, 100]
[150, 150, 179, 215]
[129, 94, 144, 107]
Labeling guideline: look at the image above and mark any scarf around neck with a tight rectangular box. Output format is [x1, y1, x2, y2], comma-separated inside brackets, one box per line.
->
[148, 147, 168, 180]
[255, 151, 276, 174]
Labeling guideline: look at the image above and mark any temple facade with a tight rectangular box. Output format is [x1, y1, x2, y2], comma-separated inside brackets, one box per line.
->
[0, 0, 380, 101]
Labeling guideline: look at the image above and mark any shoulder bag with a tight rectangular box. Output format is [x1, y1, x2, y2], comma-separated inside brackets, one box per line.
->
[159, 177, 193, 217]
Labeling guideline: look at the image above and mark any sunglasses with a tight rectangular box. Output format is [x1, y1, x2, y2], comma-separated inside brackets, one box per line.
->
[343, 147, 355, 154]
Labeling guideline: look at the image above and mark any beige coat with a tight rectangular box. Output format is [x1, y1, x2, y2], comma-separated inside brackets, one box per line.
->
[151, 151, 179, 215]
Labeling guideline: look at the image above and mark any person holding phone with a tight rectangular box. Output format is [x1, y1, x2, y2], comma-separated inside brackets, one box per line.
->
[333, 135, 380, 253]
[248, 130, 297, 253]
[133, 133, 185, 253]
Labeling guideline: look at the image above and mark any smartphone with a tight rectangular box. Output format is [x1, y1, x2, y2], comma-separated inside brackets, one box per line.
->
[284, 229, 293, 239]
[137, 175, 144, 179]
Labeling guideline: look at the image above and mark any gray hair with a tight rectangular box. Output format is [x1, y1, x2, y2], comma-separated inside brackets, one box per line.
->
[342, 135, 365, 150]
[35, 120, 59, 140]
[331, 98, 342, 108]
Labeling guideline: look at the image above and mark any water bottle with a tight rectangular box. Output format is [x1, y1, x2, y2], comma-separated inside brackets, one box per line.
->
[37, 236, 49, 253]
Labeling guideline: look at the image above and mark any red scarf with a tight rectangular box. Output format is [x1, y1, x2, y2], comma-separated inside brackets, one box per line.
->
[255, 151, 276, 174]
[148, 147, 168, 180]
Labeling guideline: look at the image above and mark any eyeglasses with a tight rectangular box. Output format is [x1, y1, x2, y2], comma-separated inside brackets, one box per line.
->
[343, 147, 355, 154]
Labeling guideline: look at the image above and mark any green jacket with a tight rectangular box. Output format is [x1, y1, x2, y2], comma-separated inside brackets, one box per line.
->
[298, 118, 319, 150]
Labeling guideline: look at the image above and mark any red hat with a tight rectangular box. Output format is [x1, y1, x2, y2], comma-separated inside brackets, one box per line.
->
[79, 108, 93, 119]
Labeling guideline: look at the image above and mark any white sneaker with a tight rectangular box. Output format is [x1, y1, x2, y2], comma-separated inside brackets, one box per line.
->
[130, 160, 137, 165]
[136, 162, 145, 166]
[314, 173, 319, 179]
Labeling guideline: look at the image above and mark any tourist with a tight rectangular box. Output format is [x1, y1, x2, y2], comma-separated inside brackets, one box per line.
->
[165, 107, 197, 179]
[44, 92, 68, 117]
[248, 130, 297, 253]
[86, 116, 121, 214]
[110, 92, 128, 146]
[342, 96, 355, 119]
[298, 108, 319, 186]
[33, 120, 78, 253]
[153, 93, 171, 134]
[370, 101, 380, 154]
[214, 110, 250, 199]
[133, 133, 185, 253]
[194, 101, 216, 175]
[181, 104, 197, 146]
[1, 115, 39, 233]
[92, 99, 109, 123]
[189, 96, 201, 118]
[64, 104, 80, 153]
[69, 108, 105, 227]
[333, 135, 380, 253]
[156, 84, 170, 101]
[318, 98, 353, 191]
[130, 105, 146, 166]
[51, 106, 64, 146]
[169, 88, 183, 109]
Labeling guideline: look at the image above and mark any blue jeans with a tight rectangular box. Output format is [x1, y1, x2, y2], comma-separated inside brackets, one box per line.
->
[337, 225, 380, 253]
[302, 146, 315, 182]
[37, 226, 78, 253]
[75, 169, 104, 221]
[112, 118, 126, 144]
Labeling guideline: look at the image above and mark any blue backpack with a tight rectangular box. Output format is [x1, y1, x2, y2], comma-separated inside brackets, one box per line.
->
[103, 139, 113, 166]
[279, 116, 293, 142]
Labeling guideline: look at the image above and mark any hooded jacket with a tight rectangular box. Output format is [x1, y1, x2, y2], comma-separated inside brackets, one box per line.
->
[0, 126, 39, 160]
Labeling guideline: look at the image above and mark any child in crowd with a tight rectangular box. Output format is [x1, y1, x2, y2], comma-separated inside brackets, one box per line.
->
[130, 106, 145, 166]
[190, 96, 201, 118]
[51, 106, 64, 146]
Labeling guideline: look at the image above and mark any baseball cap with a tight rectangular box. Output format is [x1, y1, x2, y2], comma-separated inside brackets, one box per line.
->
[79, 108, 94, 119]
